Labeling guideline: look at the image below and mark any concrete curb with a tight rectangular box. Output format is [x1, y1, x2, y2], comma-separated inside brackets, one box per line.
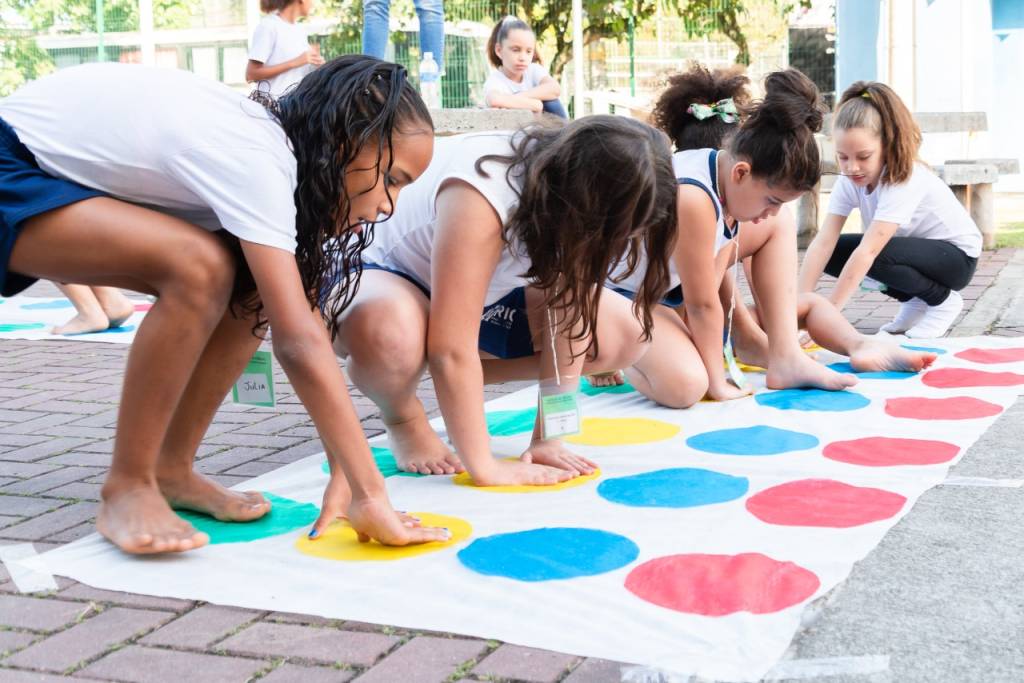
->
[953, 250, 1024, 335]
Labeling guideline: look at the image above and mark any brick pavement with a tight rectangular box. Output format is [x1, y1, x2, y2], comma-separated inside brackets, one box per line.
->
[0, 249, 1018, 682]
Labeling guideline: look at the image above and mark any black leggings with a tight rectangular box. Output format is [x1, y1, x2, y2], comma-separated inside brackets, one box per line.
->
[824, 234, 977, 306]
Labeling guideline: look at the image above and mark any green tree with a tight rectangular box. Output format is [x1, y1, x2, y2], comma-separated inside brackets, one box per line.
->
[678, 0, 811, 66]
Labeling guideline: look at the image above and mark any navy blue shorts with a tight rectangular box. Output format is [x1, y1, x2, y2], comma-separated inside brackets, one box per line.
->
[611, 284, 684, 308]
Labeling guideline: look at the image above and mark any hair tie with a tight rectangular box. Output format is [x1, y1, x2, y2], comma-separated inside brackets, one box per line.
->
[861, 92, 871, 100]
[687, 98, 738, 123]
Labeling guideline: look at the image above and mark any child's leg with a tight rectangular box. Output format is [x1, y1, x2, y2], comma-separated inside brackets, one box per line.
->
[333, 270, 461, 475]
[542, 99, 569, 119]
[10, 197, 236, 554]
[624, 306, 709, 409]
[92, 286, 136, 328]
[52, 282, 109, 335]
[719, 270, 769, 368]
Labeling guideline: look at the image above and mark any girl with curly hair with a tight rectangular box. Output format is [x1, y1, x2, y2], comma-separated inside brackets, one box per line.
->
[0, 56, 447, 554]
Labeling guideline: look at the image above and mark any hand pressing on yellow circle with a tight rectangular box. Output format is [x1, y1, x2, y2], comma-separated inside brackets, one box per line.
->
[521, 438, 597, 476]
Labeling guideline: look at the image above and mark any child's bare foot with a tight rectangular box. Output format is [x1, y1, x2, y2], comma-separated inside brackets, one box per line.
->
[52, 311, 110, 335]
[98, 480, 209, 554]
[99, 294, 136, 329]
[587, 370, 626, 388]
[387, 416, 464, 475]
[158, 471, 270, 522]
[766, 351, 858, 391]
[849, 338, 937, 374]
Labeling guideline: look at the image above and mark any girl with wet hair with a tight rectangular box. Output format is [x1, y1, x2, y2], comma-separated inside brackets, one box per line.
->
[799, 81, 981, 338]
[0, 56, 446, 555]
[319, 116, 677, 498]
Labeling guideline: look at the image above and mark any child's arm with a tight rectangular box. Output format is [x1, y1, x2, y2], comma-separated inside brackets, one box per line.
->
[517, 74, 561, 102]
[798, 213, 845, 293]
[485, 91, 544, 112]
[824, 220, 898, 310]
[429, 182, 574, 486]
[245, 49, 322, 83]
[240, 241, 448, 545]
[676, 186, 748, 401]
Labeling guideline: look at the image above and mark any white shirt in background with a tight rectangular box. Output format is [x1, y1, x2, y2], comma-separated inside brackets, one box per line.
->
[249, 13, 312, 97]
[483, 63, 550, 104]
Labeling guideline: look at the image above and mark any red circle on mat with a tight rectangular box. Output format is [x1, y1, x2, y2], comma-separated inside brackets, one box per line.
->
[625, 553, 819, 616]
[922, 368, 1024, 388]
[746, 478, 906, 527]
[133, 303, 152, 312]
[823, 436, 960, 466]
[885, 396, 1003, 420]
[954, 347, 1024, 364]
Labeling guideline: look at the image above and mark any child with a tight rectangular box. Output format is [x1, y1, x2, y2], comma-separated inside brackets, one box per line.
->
[51, 283, 136, 335]
[799, 81, 981, 338]
[247, 0, 324, 97]
[483, 16, 567, 119]
[0, 56, 444, 554]
[318, 117, 677, 498]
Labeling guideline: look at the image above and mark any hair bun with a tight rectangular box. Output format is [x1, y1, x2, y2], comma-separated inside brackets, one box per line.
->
[759, 69, 824, 133]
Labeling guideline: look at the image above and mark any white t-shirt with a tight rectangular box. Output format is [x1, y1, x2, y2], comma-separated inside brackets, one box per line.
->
[362, 132, 530, 306]
[483, 63, 550, 104]
[249, 13, 312, 97]
[0, 63, 298, 253]
[827, 163, 982, 258]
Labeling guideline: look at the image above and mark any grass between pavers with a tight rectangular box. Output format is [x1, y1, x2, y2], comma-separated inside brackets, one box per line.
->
[996, 222, 1024, 248]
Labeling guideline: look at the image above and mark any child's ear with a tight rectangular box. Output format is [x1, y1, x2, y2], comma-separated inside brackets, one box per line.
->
[732, 161, 752, 183]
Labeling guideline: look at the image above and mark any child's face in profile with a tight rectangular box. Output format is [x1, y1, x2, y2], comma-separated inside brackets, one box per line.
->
[342, 130, 434, 236]
[495, 29, 536, 79]
[834, 126, 884, 190]
[725, 162, 804, 223]
[297, 0, 316, 18]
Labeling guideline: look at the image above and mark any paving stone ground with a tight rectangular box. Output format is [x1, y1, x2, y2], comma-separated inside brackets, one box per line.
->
[0, 249, 1018, 683]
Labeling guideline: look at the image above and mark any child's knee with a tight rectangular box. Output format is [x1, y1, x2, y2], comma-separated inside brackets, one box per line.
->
[658, 370, 708, 409]
[164, 234, 236, 312]
[343, 300, 425, 373]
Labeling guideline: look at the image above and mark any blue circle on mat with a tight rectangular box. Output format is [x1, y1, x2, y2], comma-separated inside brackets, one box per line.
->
[91, 325, 135, 335]
[20, 299, 74, 310]
[826, 362, 915, 380]
[0, 322, 46, 332]
[580, 376, 636, 396]
[755, 388, 869, 412]
[486, 408, 536, 436]
[321, 446, 422, 478]
[598, 468, 749, 508]
[901, 344, 947, 355]
[458, 528, 639, 581]
[686, 425, 819, 455]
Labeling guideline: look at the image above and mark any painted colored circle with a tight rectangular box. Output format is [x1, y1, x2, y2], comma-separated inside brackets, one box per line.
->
[486, 408, 537, 436]
[20, 300, 74, 310]
[755, 388, 870, 412]
[922, 368, 1024, 388]
[902, 344, 947, 355]
[954, 347, 1024, 364]
[885, 396, 1003, 420]
[625, 553, 820, 616]
[823, 436, 960, 467]
[598, 468, 748, 508]
[452, 461, 601, 493]
[134, 303, 153, 312]
[686, 425, 819, 456]
[88, 324, 136, 335]
[565, 417, 680, 446]
[322, 446, 422, 478]
[175, 493, 318, 544]
[580, 376, 636, 396]
[745, 479, 906, 527]
[295, 512, 471, 561]
[0, 322, 46, 332]
[826, 362, 915, 380]
[458, 527, 638, 581]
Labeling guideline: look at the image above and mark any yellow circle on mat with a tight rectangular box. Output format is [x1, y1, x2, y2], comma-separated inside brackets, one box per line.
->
[452, 466, 602, 493]
[565, 417, 680, 446]
[294, 512, 472, 562]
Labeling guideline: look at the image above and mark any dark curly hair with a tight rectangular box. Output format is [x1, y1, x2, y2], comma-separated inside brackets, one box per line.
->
[249, 55, 433, 337]
[476, 115, 678, 360]
[652, 62, 751, 151]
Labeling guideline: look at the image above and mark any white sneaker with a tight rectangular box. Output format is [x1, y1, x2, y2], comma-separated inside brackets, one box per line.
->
[905, 291, 964, 339]
[880, 297, 928, 334]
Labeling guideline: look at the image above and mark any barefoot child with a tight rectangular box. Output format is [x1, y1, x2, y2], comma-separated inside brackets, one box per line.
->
[483, 16, 567, 118]
[799, 81, 981, 338]
[319, 117, 677, 498]
[247, 0, 324, 96]
[0, 56, 446, 553]
[51, 283, 135, 335]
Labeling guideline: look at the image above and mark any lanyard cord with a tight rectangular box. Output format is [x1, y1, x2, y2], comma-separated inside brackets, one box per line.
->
[546, 306, 561, 386]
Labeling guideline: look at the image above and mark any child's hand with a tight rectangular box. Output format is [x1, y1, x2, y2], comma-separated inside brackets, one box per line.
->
[294, 47, 325, 68]
[521, 439, 597, 476]
[308, 473, 352, 539]
[707, 380, 753, 402]
[471, 458, 575, 487]
[347, 496, 452, 546]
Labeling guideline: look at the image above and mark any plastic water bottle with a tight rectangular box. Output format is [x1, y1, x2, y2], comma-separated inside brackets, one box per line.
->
[419, 51, 441, 109]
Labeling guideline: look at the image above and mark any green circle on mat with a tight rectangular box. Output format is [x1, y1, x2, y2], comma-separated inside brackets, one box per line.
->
[0, 322, 46, 332]
[580, 377, 636, 396]
[486, 408, 537, 436]
[321, 446, 423, 478]
[176, 492, 318, 544]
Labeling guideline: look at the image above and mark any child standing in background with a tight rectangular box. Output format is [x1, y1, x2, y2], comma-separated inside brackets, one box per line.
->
[799, 81, 981, 338]
[247, 0, 324, 97]
[483, 16, 567, 118]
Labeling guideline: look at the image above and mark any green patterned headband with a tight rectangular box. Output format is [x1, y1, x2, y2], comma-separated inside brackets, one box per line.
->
[687, 98, 739, 123]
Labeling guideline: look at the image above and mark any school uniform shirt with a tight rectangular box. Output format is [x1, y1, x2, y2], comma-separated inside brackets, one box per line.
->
[248, 13, 312, 97]
[482, 63, 550, 104]
[610, 148, 738, 295]
[827, 163, 982, 258]
[363, 132, 529, 306]
[0, 63, 298, 253]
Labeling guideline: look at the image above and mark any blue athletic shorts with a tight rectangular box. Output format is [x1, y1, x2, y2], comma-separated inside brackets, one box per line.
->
[0, 116, 105, 296]
[611, 284, 684, 308]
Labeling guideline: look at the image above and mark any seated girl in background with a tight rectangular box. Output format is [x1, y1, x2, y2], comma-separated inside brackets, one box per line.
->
[482, 16, 567, 119]
[317, 116, 676, 504]
[799, 81, 981, 338]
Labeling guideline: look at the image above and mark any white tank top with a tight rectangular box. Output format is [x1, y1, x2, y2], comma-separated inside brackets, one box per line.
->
[610, 148, 738, 294]
[362, 132, 531, 306]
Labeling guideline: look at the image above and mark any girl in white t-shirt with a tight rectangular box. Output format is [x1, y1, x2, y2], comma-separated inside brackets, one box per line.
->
[323, 117, 677, 488]
[246, 0, 324, 97]
[799, 81, 981, 338]
[0, 57, 445, 554]
[482, 16, 566, 118]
